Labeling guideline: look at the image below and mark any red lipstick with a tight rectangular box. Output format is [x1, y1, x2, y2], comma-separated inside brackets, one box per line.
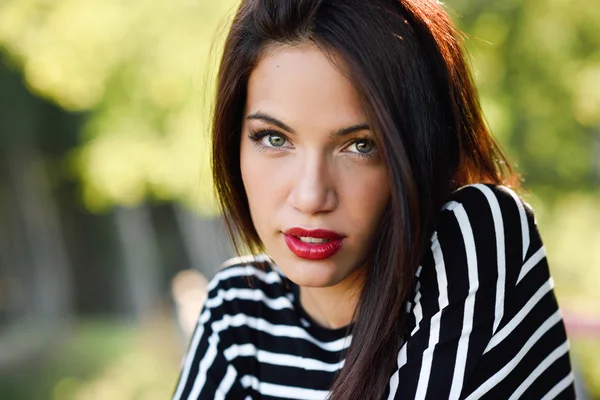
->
[283, 227, 344, 260]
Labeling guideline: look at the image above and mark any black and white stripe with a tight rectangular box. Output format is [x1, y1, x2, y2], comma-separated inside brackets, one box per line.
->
[173, 184, 575, 399]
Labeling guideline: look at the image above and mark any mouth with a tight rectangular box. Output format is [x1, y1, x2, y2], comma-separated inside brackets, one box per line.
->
[296, 236, 332, 244]
[282, 227, 344, 260]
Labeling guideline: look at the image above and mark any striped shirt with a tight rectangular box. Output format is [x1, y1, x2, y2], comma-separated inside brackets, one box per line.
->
[173, 184, 575, 399]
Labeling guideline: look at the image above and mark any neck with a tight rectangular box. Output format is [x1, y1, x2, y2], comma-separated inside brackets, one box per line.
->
[299, 268, 365, 330]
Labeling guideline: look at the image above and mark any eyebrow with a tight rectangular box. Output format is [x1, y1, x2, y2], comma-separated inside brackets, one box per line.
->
[331, 123, 370, 138]
[246, 112, 295, 133]
[246, 111, 370, 137]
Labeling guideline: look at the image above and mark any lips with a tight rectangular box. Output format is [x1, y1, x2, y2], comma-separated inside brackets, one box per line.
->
[283, 227, 344, 260]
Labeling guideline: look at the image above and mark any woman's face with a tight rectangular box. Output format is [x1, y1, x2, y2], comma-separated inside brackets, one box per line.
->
[240, 43, 390, 288]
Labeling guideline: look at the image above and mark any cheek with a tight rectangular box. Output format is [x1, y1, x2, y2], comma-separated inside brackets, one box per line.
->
[240, 148, 264, 216]
[340, 166, 390, 235]
[240, 146, 287, 231]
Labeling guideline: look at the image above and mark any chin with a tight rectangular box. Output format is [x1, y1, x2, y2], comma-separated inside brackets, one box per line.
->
[276, 255, 351, 288]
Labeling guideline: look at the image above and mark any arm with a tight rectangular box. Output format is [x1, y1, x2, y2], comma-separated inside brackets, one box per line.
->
[388, 184, 548, 399]
[172, 276, 248, 400]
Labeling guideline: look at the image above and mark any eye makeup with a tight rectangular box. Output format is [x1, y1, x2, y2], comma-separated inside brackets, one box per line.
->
[247, 128, 379, 160]
[247, 128, 293, 153]
[341, 136, 378, 161]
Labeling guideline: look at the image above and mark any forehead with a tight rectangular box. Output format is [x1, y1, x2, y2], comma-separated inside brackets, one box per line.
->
[245, 43, 365, 126]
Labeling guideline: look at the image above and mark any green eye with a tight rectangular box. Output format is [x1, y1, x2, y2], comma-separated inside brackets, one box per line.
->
[268, 134, 286, 147]
[354, 139, 373, 153]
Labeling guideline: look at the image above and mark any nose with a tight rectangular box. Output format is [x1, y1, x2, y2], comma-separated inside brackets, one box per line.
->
[287, 152, 337, 215]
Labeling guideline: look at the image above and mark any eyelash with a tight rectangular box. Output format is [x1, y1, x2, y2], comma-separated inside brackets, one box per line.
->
[247, 129, 292, 152]
[247, 129, 378, 160]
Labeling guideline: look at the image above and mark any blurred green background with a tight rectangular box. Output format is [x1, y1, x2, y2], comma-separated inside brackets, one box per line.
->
[0, 0, 598, 399]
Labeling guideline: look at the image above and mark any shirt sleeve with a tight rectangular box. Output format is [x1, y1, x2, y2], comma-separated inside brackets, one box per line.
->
[172, 275, 248, 400]
[387, 184, 573, 399]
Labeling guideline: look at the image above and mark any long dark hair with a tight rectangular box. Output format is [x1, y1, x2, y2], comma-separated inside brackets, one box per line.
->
[211, 0, 518, 398]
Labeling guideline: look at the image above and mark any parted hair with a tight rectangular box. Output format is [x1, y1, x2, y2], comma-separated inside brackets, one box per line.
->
[211, 0, 518, 398]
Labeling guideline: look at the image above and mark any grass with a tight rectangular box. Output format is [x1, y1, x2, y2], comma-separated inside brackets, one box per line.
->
[0, 316, 181, 400]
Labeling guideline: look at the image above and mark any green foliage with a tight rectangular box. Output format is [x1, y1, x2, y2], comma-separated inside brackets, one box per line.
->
[449, 0, 600, 191]
[0, 0, 598, 208]
[0, 0, 239, 213]
[0, 319, 180, 400]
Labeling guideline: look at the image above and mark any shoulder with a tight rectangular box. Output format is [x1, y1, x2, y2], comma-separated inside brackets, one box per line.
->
[424, 183, 537, 289]
[444, 183, 531, 221]
[206, 253, 286, 294]
[439, 183, 533, 257]
[202, 254, 292, 315]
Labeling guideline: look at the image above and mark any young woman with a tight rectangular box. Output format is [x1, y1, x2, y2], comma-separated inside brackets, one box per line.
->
[173, 0, 575, 399]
